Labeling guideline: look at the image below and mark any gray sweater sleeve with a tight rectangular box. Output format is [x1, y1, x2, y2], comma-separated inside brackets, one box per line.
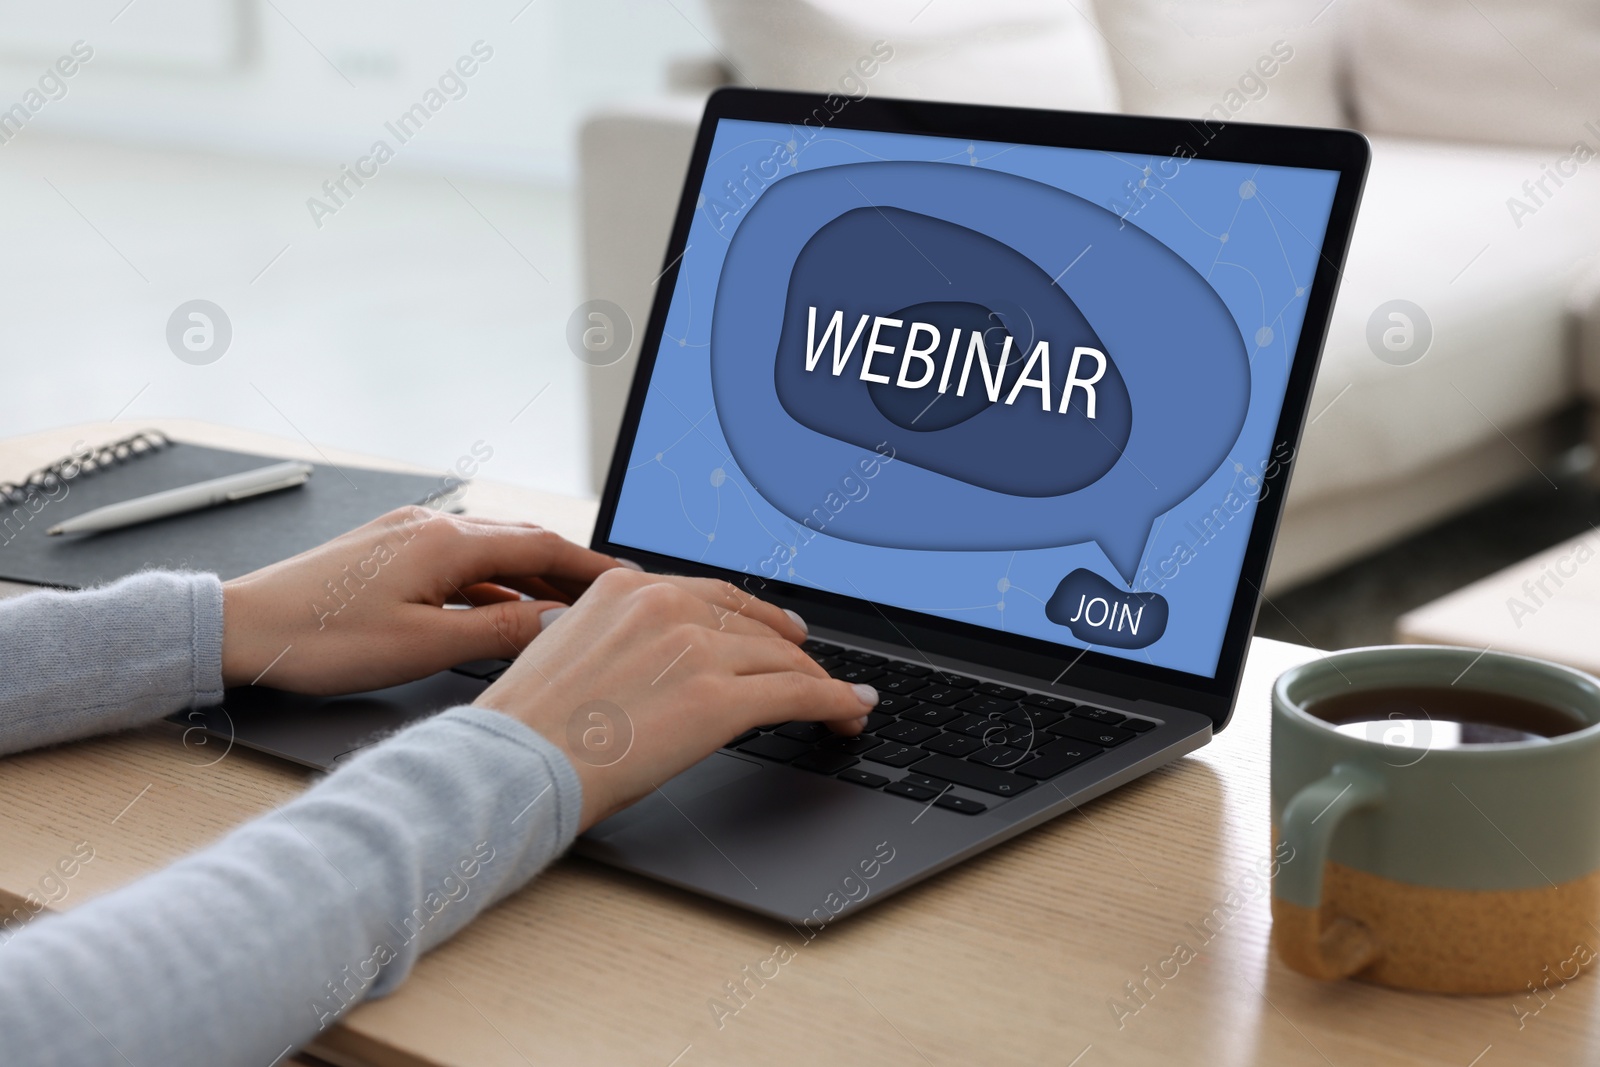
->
[0, 571, 226, 754]
[0, 573, 585, 1066]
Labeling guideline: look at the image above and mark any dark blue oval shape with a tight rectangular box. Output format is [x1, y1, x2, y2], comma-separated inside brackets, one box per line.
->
[1045, 568, 1169, 649]
[772, 205, 1132, 499]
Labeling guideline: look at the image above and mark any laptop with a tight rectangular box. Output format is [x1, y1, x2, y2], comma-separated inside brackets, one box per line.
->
[188, 89, 1368, 925]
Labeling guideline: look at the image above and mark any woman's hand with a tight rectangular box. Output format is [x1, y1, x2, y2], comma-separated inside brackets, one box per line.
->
[221, 507, 626, 694]
[474, 568, 878, 830]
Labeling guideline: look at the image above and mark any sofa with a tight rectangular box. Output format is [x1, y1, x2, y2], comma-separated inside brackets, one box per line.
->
[577, 0, 1600, 592]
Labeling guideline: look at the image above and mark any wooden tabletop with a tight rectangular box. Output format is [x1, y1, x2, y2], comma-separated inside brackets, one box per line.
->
[3, 421, 1596, 1066]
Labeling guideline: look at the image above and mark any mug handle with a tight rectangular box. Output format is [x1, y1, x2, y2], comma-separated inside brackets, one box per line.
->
[1273, 763, 1387, 980]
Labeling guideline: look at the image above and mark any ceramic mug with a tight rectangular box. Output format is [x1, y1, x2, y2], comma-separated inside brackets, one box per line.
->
[1271, 645, 1600, 994]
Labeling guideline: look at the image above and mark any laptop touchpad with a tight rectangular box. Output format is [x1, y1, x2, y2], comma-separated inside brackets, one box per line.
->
[586, 751, 762, 841]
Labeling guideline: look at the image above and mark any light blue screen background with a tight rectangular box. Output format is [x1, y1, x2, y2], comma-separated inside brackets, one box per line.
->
[607, 118, 1340, 678]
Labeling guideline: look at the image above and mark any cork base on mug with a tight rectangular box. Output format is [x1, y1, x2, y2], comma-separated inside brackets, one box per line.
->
[1273, 861, 1600, 994]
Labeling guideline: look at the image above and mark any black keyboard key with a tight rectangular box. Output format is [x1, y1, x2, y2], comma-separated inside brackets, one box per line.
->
[737, 735, 811, 762]
[1022, 694, 1076, 713]
[1122, 717, 1156, 733]
[792, 750, 859, 775]
[774, 721, 832, 743]
[901, 703, 963, 727]
[838, 768, 888, 788]
[969, 745, 1031, 769]
[918, 686, 968, 707]
[1015, 739, 1101, 780]
[813, 655, 843, 671]
[803, 639, 843, 657]
[871, 692, 922, 716]
[878, 673, 927, 696]
[935, 794, 988, 815]
[1073, 707, 1127, 726]
[1016, 727, 1055, 752]
[864, 711, 893, 731]
[951, 713, 1006, 739]
[820, 734, 883, 756]
[975, 683, 1025, 700]
[924, 732, 984, 757]
[909, 754, 1035, 797]
[868, 744, 926, 768]
[1000, 706, 1062, 729]
[899, 773, 951, 792]
[953, 717, 1034, 749]
[877, 720, 942, 746]
[893, 662, 933, 677]
[883, 780, 940, 802]
[1000, 725, 1043, 749]
[955, 695, 1017, 716]
[841, 650, 888, 666]
[1050, 719, 1136, 747]
[451, 658, 514, 679]
[831, 663, 884, 685]
[928, 671, 977, 689]
[723, 728, 761, 749]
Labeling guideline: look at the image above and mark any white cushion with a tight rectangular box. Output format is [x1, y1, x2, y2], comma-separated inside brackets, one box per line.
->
[1347, 0, 1600, 149]
[1291, 137, 1600, 503]
[1094, 0, 1346, 127]
[702, 0, 1119, 112]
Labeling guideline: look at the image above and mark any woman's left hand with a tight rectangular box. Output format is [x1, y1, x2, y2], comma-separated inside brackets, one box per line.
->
[220, 506, 628, 694]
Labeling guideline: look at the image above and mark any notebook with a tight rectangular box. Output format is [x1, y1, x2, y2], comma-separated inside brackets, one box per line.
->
[0, 431, 454, 589]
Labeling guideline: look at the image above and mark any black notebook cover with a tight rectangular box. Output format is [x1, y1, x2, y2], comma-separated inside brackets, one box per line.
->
[0, 441, 449, 589]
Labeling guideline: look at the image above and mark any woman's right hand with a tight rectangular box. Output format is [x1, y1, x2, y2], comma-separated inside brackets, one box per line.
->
[474, 568, 879, 830]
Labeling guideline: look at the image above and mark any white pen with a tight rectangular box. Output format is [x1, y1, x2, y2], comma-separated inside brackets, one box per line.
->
[46, 461, 315, 536]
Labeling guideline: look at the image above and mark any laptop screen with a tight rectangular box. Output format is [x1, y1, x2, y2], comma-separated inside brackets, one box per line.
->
[603, 115, 1343, 681]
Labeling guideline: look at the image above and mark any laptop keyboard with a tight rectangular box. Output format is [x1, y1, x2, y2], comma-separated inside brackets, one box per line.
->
[453, 641, 1160, 816]
[720, 639, 1159, 815]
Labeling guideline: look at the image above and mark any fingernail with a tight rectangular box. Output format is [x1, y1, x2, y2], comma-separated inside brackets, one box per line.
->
[616, 558, 644, 571]
[854, 715, 869, 729]
[782, 608, 808, 635]
[851, 683, 878, 708]
[539, 606, 568, 630]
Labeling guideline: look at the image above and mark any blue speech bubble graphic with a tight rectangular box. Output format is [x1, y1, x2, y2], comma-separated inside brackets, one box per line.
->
[1045, 568, 1169, 649]
[710, 161, 1250, 583]
[773, 206, 1133, 498]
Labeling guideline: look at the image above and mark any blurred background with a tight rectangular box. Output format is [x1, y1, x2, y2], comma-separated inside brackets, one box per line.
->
[5, 0, 1600, 652]
[0, 0, 716, 498]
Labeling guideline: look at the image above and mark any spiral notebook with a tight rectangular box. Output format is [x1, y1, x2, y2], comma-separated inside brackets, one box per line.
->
[0, 431, 452, 589]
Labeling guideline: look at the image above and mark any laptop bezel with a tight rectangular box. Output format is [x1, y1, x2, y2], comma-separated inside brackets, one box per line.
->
[589, 87, 1369, 732]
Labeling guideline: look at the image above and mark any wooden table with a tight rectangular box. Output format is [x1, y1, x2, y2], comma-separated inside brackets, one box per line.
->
[3, 422, 1597, 1066]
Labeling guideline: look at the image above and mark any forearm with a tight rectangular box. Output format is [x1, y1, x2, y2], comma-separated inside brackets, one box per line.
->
[0, 572, 223, 755]
[0, 704, 582, 1067]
